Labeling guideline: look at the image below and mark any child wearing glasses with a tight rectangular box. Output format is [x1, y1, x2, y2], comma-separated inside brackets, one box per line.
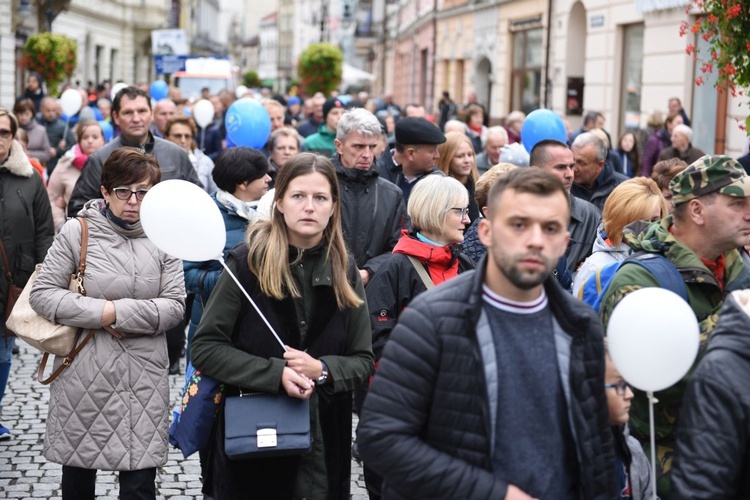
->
[605, 342, 655, 499]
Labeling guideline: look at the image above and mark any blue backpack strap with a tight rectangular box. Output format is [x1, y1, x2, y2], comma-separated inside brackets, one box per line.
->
[621, 253, 688, 302]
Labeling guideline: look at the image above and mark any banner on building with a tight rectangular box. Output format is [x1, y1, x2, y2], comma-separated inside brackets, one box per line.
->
[152, 29, 189, 56]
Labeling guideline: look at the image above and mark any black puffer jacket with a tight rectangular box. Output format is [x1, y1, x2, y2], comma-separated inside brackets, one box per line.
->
[68, 133, 201, 217]
[333, 155, 408, 277]
[672, 292, 750, 497]
[358, 257, 615, 499]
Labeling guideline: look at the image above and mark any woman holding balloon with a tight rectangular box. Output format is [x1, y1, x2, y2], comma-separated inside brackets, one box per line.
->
[190, 152, 374, 499]
[46, 120, 106, 230]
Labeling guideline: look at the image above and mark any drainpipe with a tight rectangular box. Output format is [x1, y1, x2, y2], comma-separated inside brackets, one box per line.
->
[543, 0, 552, 108]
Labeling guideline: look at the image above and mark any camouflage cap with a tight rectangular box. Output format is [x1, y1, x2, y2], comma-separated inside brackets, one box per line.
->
[670, 155, 750, 205]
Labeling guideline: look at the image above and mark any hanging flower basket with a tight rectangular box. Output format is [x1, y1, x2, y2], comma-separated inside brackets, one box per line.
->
[22, 33, 78, 96]
[297, 43, 343, 96]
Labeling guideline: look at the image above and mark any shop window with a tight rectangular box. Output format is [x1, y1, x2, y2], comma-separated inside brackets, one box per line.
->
[511, 27, 542, 114]
[619, 23, 643, 136]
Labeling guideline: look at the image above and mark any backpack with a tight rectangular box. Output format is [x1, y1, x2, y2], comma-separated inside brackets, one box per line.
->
[578, 253, 688, 312]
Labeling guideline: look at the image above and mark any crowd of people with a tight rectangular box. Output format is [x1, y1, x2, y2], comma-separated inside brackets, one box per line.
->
[2, 71, 750, 499]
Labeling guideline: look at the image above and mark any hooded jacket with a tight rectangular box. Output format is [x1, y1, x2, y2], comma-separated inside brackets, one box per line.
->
[303, 125, 336, 158]
[366, 231, 473, 358]
[67, 132, 201, 217]
[671, 291, 750, 497]
[599, 217, 750, 485]
[571, 224, 630, 297]
[29, 200, 185, 470]
[333, 154, 408, 277]
[0, 140, 54, 323]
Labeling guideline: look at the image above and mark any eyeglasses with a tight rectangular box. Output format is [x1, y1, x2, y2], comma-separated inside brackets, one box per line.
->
[604, 380, 632, 396]
[0, 129, 11, 139]
[169, 133, 192, 140]
[450, 207, 470, 219]
[112, 188, 149, 201]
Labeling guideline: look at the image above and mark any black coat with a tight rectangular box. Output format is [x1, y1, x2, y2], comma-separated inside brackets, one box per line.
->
[333, 155, 408, 277]
[366, 248, 473, 359]
[358, 257, 615, 499]
[672, 293, 750, 497]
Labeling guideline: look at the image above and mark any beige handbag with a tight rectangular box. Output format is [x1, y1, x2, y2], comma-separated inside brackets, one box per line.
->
[6, 218, 93, 360]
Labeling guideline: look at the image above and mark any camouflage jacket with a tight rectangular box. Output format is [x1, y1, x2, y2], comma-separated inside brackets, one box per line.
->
[599, 216, 750, 450]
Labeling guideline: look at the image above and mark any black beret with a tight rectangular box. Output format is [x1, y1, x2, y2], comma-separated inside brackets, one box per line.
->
[323, 97, 344, 120]
[395, 117, 446, 146]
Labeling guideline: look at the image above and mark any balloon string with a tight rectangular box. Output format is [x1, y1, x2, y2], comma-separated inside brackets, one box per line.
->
[218, 257, 288, 352]
[200, 128, 205, 151]
[647, 391, 658, 500]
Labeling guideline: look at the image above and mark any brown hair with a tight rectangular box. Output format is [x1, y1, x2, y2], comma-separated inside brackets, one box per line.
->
[437, 132, 479, 183]
[101, 148, 161, 192]
[13, 99, 36, 116]
[76, 120, 104, 144]
[665, 112, 682, 127]
[165, 115, 197, 139]
[486, 168, 569, 217]
[246, 152, 362, 309]
[474, 163, 517, 210]
[651, 158, 688, 191]
[463, 104, 484, 125]
[112, 86, 151, 115]
[602, 178, 668, 246]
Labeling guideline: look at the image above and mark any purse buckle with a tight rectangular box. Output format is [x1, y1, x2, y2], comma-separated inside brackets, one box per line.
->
[257, 428, 277, 448]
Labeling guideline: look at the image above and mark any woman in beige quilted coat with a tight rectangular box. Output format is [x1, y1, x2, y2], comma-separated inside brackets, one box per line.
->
[29, 148, 186, 500]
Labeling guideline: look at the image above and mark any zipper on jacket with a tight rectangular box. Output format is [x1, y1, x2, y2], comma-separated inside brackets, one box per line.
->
[16, 190, 30, 217]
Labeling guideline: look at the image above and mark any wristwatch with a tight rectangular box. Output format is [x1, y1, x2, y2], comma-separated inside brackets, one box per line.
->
[316, 361, 329, 385]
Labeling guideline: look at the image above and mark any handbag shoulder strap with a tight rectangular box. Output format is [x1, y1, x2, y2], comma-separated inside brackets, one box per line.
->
[74, 217, 89, 296]
[0, 236, 12, 283]
[406, 255, 434, 290]
[37, 329, 95, 385]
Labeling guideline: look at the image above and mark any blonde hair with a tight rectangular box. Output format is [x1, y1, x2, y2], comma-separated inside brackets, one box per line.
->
[245, 153, 362, 309]
[408, 175, 469, 235]
[437, 132, 479, 183]
[474, 163, 518, 210]
[602, 178, 668, 246]
[262, 98, 285, 114]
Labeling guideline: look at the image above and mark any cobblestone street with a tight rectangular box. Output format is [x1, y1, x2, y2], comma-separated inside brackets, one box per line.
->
[0, 342, 367, 499]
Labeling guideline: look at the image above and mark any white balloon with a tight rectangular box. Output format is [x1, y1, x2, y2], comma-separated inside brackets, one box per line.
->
[140, 180, 226, 262]
[235, 85, 248, 99]
[607, 287, 700, 392]
[110, 82, 129, 100]
[60, 89, 83, 118]
[193, 99, 215, 128]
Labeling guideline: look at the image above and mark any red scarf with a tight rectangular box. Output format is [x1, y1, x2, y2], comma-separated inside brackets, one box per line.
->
[72, 145, 88, 170]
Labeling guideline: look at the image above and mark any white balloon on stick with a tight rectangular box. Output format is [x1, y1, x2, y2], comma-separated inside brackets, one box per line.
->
[607, 286, 699, 500]
[193, 99, 215, 128]
[110, 82, 129, 100]
[140, 180, 288, 351]
[60, 89, 83, 119]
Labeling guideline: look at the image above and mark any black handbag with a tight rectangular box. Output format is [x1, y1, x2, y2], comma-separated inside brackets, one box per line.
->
[224, 391, 311, 459]
[221, 269, 313, 460]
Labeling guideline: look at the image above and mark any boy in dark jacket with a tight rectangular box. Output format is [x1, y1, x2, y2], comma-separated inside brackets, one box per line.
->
[604, 344, 654, 499]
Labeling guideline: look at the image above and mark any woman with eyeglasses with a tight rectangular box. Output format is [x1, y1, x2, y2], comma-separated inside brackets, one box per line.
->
[0, 108, 54, 441]
[165, 115, 218, 195]
[437, 132, 481, 222]
[29, 148, 186, 499]
[361, 174, 474, 497]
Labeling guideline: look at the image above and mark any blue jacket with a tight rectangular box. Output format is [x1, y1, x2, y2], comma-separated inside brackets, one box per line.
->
[183, 196, 249, 354]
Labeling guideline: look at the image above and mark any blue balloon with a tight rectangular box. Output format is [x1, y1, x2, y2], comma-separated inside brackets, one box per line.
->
[224, 99, 271, 149]
[98, 120, 114, 142]
[150, 80, 169, 101]
[521, 109, 568, 154]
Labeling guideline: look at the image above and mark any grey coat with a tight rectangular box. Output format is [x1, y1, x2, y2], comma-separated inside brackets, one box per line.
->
[29, 200, 185, 470]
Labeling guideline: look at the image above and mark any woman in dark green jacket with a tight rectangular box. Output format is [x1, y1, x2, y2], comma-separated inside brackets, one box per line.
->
[191, 152, 374, 500]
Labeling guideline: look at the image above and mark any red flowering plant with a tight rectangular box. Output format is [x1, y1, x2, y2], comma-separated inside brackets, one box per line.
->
[297, 43, 343, 96]
[22, 34, 78, 96]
